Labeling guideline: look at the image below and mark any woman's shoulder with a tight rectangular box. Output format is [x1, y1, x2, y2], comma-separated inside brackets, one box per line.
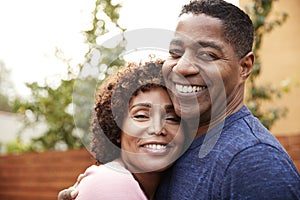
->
[75, 160, 147, 200]
[84, 160, 131, 177]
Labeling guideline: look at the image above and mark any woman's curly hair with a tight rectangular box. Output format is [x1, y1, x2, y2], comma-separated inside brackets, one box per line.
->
[91, 59, 166, 164]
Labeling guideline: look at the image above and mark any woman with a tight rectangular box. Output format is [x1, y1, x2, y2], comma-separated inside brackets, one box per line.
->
[61, 60, 188, 200]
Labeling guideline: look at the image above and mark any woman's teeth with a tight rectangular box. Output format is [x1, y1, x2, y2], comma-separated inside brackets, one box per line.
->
[144, 144, 167, 150]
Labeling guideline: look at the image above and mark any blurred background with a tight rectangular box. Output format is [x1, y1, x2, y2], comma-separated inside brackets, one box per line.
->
[0, 0, 299, 199]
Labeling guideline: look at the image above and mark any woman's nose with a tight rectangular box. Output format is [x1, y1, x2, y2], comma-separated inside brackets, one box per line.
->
[148, 106, 166, 136]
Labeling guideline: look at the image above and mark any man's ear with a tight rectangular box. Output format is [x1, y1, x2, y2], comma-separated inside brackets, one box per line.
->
[239, 52, 254, 81]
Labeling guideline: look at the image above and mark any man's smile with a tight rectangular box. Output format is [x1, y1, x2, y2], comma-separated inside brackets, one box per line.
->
[175, 83, 207, 94]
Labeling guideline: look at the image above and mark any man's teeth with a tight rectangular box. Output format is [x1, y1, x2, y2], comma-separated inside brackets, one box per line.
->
[175, 84, 206, 93]
[144, 144, 167, 150]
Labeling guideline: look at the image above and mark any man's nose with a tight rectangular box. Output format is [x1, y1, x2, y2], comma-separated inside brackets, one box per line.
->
[173, 54, 199, 76]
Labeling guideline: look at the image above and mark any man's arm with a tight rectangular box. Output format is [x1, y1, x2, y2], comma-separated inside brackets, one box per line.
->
[57, 173, 86, 200]
[57, 187, 78, 200]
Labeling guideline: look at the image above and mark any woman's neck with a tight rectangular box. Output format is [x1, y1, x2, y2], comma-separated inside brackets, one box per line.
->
[133, 172, 164, 200]
[115, 158, 164, 200]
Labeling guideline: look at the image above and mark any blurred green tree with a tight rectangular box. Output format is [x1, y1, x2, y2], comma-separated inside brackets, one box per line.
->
[12, 0, 125, 152]
[244, 0, 289, 129]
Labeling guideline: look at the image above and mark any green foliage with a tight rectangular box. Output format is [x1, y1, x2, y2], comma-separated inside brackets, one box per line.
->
[5, 140, 33, 155]
[72, 0, 126, 147]
[0, 94, 10, 112]
[244, 0, 289, 129]
[13, 80, 81, 151]
[11, 0, 125, 153]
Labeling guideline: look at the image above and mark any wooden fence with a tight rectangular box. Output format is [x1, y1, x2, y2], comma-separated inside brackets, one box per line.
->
[0, 135, 299, 200]
[276, 134, 300, 171]
[0, 149, 94, 200]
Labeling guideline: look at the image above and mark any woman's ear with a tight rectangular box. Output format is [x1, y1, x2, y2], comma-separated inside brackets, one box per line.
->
[239, 52, 254, 81]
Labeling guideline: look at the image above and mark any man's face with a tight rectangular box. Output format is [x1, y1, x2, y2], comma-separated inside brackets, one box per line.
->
[162, 13, 244, 124]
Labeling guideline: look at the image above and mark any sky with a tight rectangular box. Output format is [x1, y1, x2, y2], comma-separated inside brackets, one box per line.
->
[0, 0, 238, 96]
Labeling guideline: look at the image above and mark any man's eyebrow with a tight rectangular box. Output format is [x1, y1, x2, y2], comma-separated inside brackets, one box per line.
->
[197, 41, 222, 52]
[130, 103, 151, 110]
[170, 39, 223, 53]
[169, 39, 184, 46]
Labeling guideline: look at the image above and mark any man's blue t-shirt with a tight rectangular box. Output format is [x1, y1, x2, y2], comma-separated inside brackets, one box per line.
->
[156, 106, 300, 199]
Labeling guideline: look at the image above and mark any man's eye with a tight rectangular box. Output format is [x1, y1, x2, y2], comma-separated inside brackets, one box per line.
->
[196, 52, 219, 61]
[169, 49, 183, 58]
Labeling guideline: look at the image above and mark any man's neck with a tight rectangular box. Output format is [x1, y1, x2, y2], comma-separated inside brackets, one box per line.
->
[188, 89, 245, 139]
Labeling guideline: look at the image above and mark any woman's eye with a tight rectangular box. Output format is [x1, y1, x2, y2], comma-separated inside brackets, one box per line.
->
[133, 115, 148, 118]
[133, 114, 149, 120]
[165, 115, 180, 123]
[169, 49, 183, 58]
[196, 52, 219, 61]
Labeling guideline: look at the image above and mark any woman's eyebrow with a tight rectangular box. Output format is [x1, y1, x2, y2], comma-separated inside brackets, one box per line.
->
[130, 104, 175, 112]
[165, 105, 175, 111]
[130, 103, 151, 110]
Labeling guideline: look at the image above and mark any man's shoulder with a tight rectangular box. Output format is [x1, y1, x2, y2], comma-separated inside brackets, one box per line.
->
[223, 106, 279, 147]
[214, 106, 287, 163]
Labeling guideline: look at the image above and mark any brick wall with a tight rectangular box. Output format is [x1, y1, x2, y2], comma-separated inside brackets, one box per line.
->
[0, 135, 299, 200]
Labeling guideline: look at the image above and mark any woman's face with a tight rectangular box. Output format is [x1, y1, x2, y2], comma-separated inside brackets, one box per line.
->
[120, 87, 185, 173]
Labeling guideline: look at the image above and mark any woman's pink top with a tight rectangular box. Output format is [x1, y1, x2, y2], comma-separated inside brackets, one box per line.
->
[75, 161, 147, 200]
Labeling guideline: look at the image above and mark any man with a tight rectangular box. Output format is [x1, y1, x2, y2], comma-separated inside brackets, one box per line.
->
[155, 0, 300, 199]
[59, 0, 300, 199]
